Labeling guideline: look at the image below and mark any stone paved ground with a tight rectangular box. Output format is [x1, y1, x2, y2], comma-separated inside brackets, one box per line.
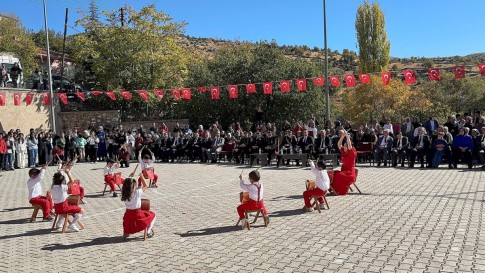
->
[0, 161, 484, 273]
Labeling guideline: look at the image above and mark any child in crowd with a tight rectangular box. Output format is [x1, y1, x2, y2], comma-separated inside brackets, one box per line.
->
[27, 164, 53, 220]
[118, 144, 131, 168]
[138, 147, 158, 187]
[237, 170, 269, 229]
[121, 173, 156, 240]
[303, 159, 330, 212]
[51, 168, 85, 231]
[104, 158, 122, 197]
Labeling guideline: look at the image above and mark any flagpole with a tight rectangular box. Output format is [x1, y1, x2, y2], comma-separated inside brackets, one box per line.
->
[323, 0, 330, 123]
[43, 0, 56, 131]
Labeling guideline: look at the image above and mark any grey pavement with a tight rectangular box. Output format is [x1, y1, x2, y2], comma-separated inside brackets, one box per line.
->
[0, 161, 484, 273]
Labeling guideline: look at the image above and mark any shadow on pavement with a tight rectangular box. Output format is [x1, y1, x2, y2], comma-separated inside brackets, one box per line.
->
[269, 208, 305, 218]
[41, 236, 123, 251]
[1, 206, 33, 212]
[175, 225, 240, 237]
[0, 228, 52, 241]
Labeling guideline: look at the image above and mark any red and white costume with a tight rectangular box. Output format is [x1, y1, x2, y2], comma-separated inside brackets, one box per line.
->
[104, 164, 121, 192]
[123, 188, 156, 234]
[27, 169, 52, 218]
[303, 161, 330, 208]
[51, 184, 82, 215]
[59, 158, 85, 199]
[237, 180, 268, 220]
[138, 154, 158, 186]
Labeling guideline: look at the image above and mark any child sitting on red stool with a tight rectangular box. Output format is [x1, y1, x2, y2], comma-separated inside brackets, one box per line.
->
[237, 170, 269, 229]
[303, 159, 330, 212]
[138, 148, 158, 187]
[51, 168, 85, 231]
[58, 157, 86, 202]
[104, 158, 123, 197]
[27, 164, 53, 221]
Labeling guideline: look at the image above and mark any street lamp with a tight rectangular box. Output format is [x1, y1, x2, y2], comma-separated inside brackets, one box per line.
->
[323, 0, 330, 123]
[43, 0, 56, 131]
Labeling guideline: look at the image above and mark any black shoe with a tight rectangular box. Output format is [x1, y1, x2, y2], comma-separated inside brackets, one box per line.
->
[113, 192, 118, 197]
[384, 163, 387, 167]
[401, 164, 404, 167]
[420, 164, 425, 168]
[43, 216, 54, 221]
[377, 162, 381, 167]
[426, 165, 432, 168]
[449, 165, 454, 169]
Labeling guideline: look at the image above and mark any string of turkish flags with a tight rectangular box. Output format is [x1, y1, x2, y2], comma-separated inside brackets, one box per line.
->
[0, 64, 484, 107]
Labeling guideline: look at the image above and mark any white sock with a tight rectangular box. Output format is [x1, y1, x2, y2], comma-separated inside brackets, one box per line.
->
[56, 216, 65, 227]
[71, 214, 81, 226]
[147, 215, 156, 233]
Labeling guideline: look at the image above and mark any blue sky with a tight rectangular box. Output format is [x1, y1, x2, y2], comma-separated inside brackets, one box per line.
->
[3, 0, 484, 58]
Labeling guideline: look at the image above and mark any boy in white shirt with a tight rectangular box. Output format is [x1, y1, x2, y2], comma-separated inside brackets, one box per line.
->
[237, 170, 269, 229]
[303, 160, 330, 212]
[27, 164, 53, 220]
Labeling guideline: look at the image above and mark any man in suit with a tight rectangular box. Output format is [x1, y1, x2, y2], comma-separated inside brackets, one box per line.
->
[263, 131, 276, 164]
[187, 132, 202, 162]
[425, 117, 439, 135]
[298, 130, 314, 154]
[235, 131, 251, 164]
[401, 117, 414, 139]
[207, 132, 224, 163]
[170, 132, 183, 162]
[374, 129, 393, 166]
[410, 127, 431, 168]
[313, 129, 331, 160]
[391, 132, 409, 167]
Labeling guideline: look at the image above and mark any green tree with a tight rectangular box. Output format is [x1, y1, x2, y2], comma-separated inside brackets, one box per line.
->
[422, 58, 435, 68]
[29, 29, 65, 53]
[355, 0, 391, 73]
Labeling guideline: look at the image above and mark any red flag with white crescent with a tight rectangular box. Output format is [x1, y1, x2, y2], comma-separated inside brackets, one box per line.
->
[228, 85, 238, 99]
[120, 90, 131, 100]
[403, 70, 416, 85]
[279, 80, 290, 92]
[453, 66, 465, 79]
[153, 89, 164, 99]
[57, 93, 68, 104]
[263, 82, 273, 94]
[210, 86, 220, 100]
[75, 92, 86, 101]
[14, 93, 22, 106]
[0, 92, 5, 106]
[428, 68, 441, 81]
[478, 64, 485, 76]
[105, 91, 116, 101]
[358, 74, 370, 84]
[41, 92, 51, 105]
[329, 76, 340, 87]
[344, 74, 356, 87]
[197, 87, 207, 92]
[26, 93, 35, 105]
[171, 89, 181, 101]
[313, 77, 324, 86]
[181, 88, 191, 100]
[296, 79, 307, 91]
[90, 91, 102, 96]
[381, 72, 391, 86]
[137, 90, 149, 101]
[245, 84, 256, 94]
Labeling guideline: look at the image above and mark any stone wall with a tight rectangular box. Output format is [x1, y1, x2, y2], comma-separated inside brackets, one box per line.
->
[58, 110, 120, 131]
[119, 119, 190, 132]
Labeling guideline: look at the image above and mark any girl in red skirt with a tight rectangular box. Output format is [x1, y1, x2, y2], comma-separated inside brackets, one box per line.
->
[51, 168, 84, 231]
[331, 130, 357, 195]
[121, 173, 156, 239]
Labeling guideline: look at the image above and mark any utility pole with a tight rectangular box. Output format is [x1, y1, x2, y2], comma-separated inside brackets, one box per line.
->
[60, 8, 68, 92]
[323, 0, 331, 123]
[120, 7, 124, 27]
[43, 0, 56, 131]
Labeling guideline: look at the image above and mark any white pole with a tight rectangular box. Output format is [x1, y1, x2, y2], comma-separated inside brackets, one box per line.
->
[43, 0, 56, 131]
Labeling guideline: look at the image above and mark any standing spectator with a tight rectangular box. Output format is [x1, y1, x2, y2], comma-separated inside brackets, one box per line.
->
[75, 134, 87, 162]
[88, 131, 100, 163]
[9, 62, 22, 88]
[27, 132, 38, 167]
[1, 64, 7, 87]
[96, 126, 107, 161]
[16, 133, 27, 169]
[37, 133, 48, 166]
[0, 133, 6, 171]
[254, 107, 264, 126]
[425, 117, 439, 135]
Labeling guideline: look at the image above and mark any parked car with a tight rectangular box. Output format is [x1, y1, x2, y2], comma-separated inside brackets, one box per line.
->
[25, 75, 84, 92]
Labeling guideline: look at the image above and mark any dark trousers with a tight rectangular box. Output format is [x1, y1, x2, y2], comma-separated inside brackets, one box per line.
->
[453, 148, 473, 168]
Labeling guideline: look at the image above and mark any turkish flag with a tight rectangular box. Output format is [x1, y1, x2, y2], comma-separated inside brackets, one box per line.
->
[137, 90, 149, 101]
[403, 70, 416, 85]
[90, 91, 102, 96]
[105, 91, 116, 101]
[344, 74, 356, 87]
[171, 89, 181, 100]
[13, 93, 22, 106]
[41, 93, 51, 105]
[263, 82, 273, 94]
[57, 93, 68, 104]
[228, 85, 238, 99]
[296, 79, 307, 91]
[478, 64, 485, 76]
[453, 66, 465, 79]
[358, 74, 370, 84]
[153, 89, 164, 99]
[381, 72, 391, 86]
[245, 83, 256, 94]
[120, 90, 131, 100]
[75, 92, 86, 101]
[0, 92, 5, 106]
[313, 77, 324, 86]
[329, 76, 340, 87]
[210, 86, 220, 100]
[428, 68, 441, 81]
[181, 88, 191, 100]
[197, 87, 207, 92]
[26, 93, 34, 105]
[279, 80, 291, 92]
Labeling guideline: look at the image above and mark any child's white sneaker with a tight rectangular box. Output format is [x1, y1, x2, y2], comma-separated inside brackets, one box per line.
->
[55, 217, 65, 229]
[68, 224, 80, 232]
[241, 218, 248, 230]
[305, 207, 314, 212]
[320, 203, 327, 210]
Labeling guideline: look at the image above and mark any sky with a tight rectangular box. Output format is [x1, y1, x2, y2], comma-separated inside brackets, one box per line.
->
[2, 0, 484, 58]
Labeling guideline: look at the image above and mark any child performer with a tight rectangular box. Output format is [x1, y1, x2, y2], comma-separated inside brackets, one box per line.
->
[58, 156, 86, 202]
[138, 147, 158, 188]
[331, 130, 357, 195]
[27, 164, 53, 220]
[118, 144, 131, 168]
[237, 170, 269, 229]
[303, 160, 330, 212]
[104, 158, 122, 197]
[51, 167, 84, 231]
[121, 172, 156, 240]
